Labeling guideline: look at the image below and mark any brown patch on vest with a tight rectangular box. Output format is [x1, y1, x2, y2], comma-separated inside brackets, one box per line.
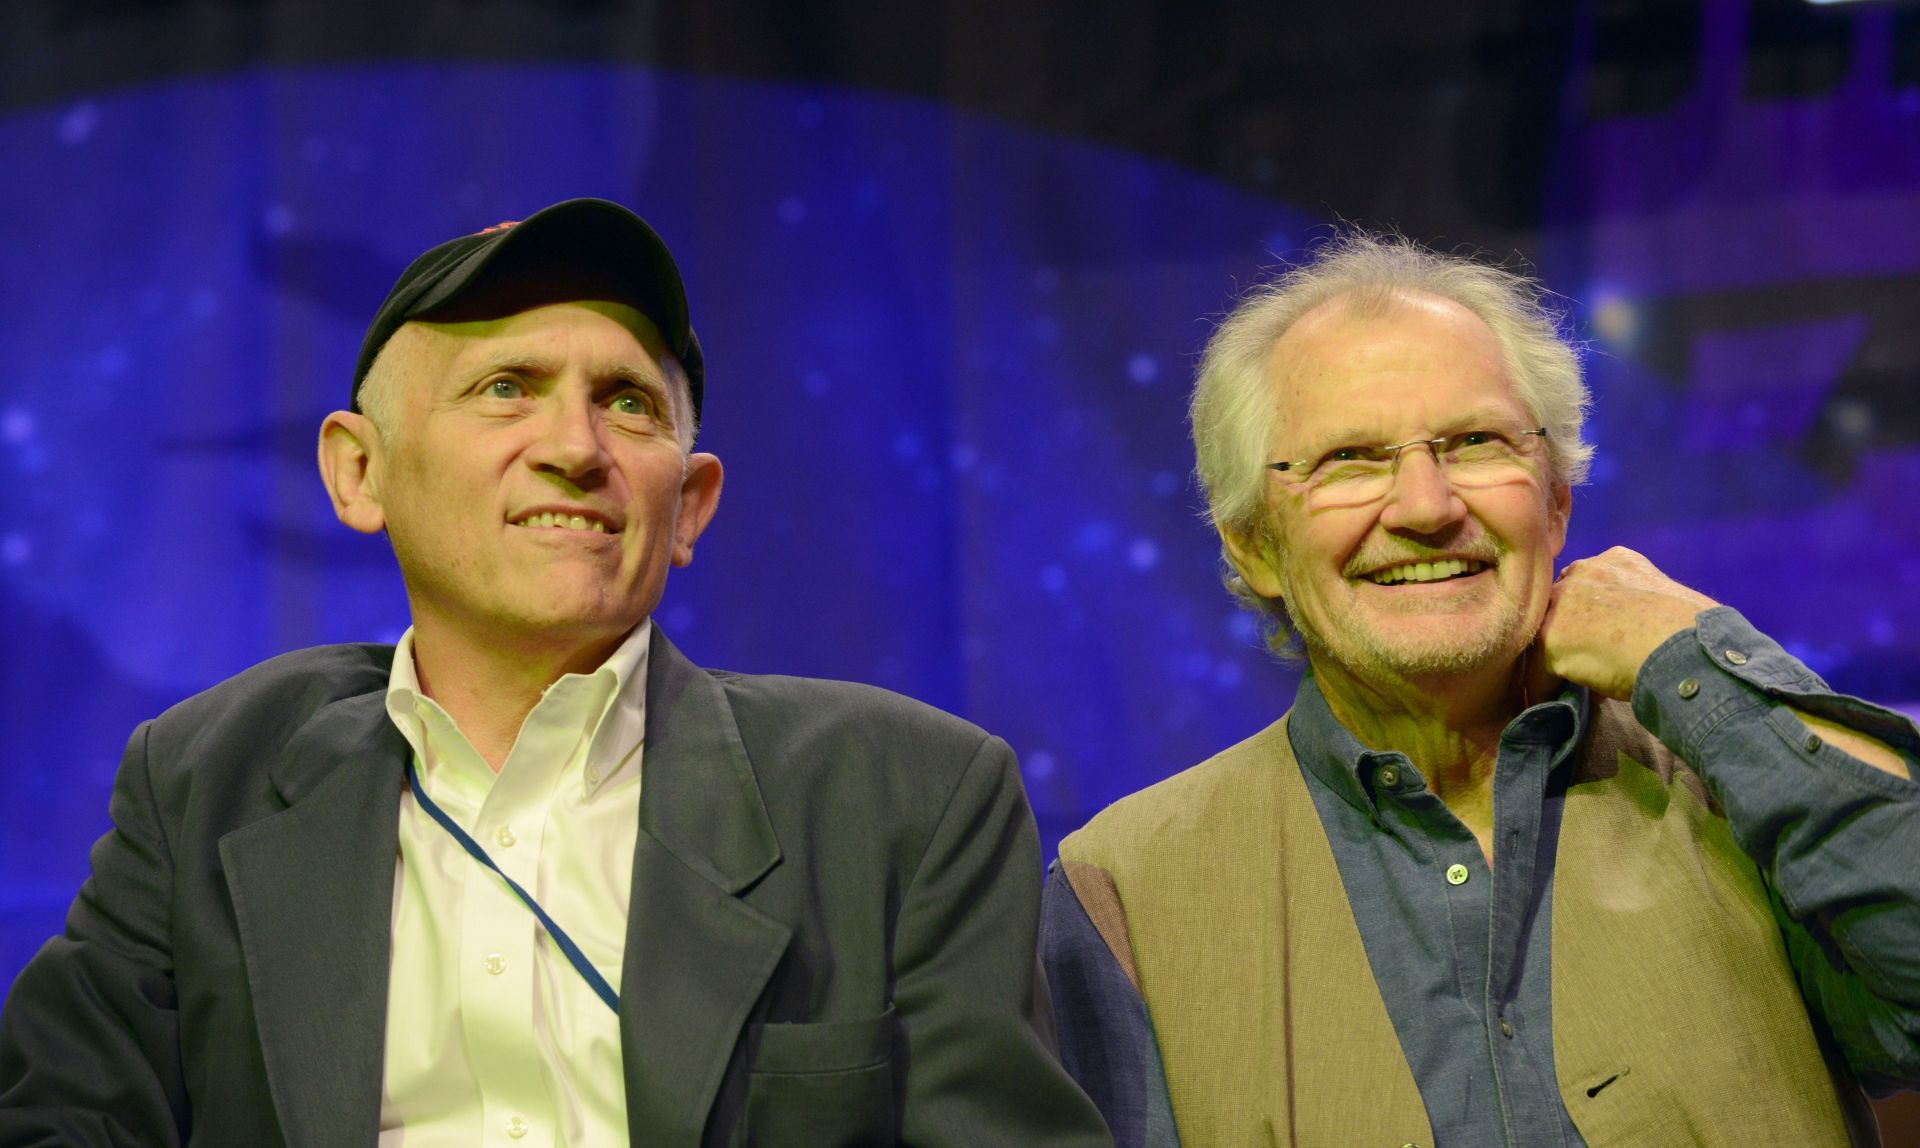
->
[1571, 697, 1720, 815]
[1061, 860, 1142, 992]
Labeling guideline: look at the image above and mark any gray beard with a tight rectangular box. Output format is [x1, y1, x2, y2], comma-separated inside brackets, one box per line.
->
[1295, 587, 1531, 681]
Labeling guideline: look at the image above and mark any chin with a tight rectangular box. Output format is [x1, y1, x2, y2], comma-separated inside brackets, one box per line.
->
[490, 599, 641, 641]
[1373, 639, 1516, 677]
[1314, 605, 1531, 680]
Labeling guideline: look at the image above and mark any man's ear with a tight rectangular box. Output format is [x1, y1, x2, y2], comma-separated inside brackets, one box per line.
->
[317, 411, 388, 535]
[1219, 520, 1286, 600]
[670, 452, 724, 567]
[1548, 479, 1572, 557]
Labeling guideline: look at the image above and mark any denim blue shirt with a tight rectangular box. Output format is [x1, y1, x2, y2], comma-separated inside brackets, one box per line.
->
[1289, 664, 1588, 1147]
[1043, 607, 1920, 1148]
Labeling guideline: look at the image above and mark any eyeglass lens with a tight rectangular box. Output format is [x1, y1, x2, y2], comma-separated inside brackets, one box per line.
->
[1303, 431, 1543, 509]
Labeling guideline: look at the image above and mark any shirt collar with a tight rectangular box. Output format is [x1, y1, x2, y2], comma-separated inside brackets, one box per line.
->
[582, 620, 651, 797]
[1289, 664, 1588, 816]
[385, 620, 653, 799]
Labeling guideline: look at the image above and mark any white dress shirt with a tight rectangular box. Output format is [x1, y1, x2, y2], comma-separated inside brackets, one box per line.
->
[376, 622, 650, 1147]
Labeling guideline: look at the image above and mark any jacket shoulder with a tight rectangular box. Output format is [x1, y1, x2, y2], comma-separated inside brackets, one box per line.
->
[144, 643, 394, 761]
[701, 669, 1011, 848]
[1060, 715, 1292, 869]
[711, 669, 994, 758]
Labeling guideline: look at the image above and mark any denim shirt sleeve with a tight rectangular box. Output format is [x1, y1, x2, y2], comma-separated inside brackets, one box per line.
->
[1630, 606, 1920, 1092]
[1040, 861, 1179, 1148]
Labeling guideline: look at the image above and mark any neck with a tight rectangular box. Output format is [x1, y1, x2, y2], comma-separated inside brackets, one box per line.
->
[1309, 650, 1543, 803]
[407, 613, 630, 771]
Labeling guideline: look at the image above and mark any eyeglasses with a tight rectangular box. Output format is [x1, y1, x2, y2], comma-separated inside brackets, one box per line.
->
[1267, 426, 1549, 510]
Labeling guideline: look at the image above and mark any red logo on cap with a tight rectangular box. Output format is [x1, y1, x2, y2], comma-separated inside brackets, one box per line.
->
[478, 220, 520, 234]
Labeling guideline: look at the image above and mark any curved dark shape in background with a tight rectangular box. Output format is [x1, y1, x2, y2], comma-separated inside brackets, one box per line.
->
[4, 2, 1918, 1130]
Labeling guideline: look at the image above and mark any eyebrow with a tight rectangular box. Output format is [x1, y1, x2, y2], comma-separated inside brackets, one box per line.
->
[1301, 409, 1525, 450]
[461, 350, 669, 387]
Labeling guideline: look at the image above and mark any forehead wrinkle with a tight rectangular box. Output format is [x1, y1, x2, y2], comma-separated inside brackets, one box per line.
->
[1272, 287, 1503, 378]
[393, 302, 694, 449]
[416, 306, 673, 386]
[1268, 302, 1524, 453]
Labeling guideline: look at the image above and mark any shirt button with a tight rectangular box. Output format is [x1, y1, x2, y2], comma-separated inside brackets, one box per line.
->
[585, 765, 601, 785]
[495, 826, 517, 848]
[1677, 678, 1700, 699]
[1500, 1018, 1515, 1039]
[1377, 765, 1400, 788]
[1805, 733, 1823, 753]
[484, 952, 506, 976]
[1445, 864, 1470, 886]
[506, 1114, 529, 1139]
[1724, 649, 1749, 666]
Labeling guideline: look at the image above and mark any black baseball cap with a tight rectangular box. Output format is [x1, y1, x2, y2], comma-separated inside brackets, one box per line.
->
[351, 198, 704, 421]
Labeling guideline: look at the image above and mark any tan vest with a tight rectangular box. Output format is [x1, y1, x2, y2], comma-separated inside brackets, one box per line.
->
[1058, 698, 1876, 1148]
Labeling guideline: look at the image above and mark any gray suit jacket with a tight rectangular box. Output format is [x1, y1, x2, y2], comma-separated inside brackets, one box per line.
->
[0, 629, 1109, 1146]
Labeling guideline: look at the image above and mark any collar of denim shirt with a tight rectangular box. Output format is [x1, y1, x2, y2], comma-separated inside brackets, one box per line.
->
[1289, 665, 1590, 817]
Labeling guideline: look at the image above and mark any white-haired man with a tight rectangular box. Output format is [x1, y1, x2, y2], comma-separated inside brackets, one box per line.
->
[1043, 235, 1920, 1147]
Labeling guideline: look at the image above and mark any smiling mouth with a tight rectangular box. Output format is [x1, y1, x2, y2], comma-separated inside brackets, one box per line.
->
[1361, 558, 1489, 585]
[510, 511, 615, 534]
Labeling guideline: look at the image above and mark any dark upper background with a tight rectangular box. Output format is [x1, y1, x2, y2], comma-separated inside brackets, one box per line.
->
[4, 0, 1918, 1125]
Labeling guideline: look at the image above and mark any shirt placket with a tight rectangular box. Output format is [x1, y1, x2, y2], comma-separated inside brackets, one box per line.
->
[1482, 733, 1561, 1148]
[458, 713, 571, 1148]
[1369, 754, 1502, 1128]
[381, 629, 647, 1147]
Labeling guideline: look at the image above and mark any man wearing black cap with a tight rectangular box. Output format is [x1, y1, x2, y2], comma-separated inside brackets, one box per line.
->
[0, 200, 1111, 1147]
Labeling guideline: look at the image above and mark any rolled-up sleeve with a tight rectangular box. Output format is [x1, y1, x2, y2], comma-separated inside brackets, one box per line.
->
[1632, 606, 1920, 1092]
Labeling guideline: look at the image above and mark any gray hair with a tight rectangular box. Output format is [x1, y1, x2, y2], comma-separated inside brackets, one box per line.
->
[1190, 230, 1593, 653]
[356, 345, 404, 444]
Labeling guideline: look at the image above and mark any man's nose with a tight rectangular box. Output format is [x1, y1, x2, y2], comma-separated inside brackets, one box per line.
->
[1376, 443, 1467, 533]
[528, 392, 612, 479]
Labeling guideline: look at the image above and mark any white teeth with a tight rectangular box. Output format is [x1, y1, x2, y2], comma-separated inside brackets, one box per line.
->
[1365, 558, 1484, 585]
[514, 512, 611, 533]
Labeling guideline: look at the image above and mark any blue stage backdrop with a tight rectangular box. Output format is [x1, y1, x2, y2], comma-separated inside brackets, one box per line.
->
[4, 58, 1918, 989]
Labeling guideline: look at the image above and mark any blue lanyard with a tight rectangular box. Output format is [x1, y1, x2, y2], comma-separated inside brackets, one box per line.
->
[404, 758, 621, 1015]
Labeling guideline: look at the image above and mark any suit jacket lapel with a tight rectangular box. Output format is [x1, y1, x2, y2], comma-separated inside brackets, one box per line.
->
[621, 629, 791, 1144]
[219, 689, 406, 1148]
